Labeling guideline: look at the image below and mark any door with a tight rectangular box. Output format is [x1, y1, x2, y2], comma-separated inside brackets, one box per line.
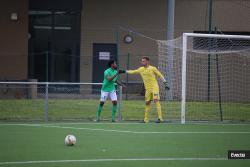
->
[92, 43, 117, 93]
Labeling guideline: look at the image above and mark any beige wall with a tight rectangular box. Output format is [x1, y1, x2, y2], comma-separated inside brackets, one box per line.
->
[80, 0, 167, 83]
[175, 0, 250, 36]
[0, 0, 28, 80]
[213, 0, 250, 31]
[174, 0, 250, 102]
[0, 0, 249, 85]
[81, 0, 250, 83]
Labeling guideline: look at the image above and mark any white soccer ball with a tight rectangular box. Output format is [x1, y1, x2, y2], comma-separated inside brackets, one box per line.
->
[65, 135, 76, 146]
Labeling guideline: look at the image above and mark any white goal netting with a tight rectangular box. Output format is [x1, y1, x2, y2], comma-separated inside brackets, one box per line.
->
[158, 33, 250, 122]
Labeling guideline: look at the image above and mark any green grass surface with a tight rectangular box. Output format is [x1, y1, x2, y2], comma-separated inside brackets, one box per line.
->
[0, 99, 250, 122]
[0, 123, 250, 167]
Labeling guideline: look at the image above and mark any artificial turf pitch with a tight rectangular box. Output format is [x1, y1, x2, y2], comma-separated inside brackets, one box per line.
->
[0, 123, 250, 167]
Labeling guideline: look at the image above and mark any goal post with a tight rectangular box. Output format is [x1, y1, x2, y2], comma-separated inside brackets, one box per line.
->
[181, 33, 188, 124]
[158, 32, 250, 124]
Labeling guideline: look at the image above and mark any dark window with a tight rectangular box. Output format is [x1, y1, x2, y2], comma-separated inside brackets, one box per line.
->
[28, 0, 82, 82]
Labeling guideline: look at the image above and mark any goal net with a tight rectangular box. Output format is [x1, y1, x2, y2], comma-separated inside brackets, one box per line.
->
[158, 33, 250, 123]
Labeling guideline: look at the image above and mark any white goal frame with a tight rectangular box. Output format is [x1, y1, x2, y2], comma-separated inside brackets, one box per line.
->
[181, 33, 250, 124]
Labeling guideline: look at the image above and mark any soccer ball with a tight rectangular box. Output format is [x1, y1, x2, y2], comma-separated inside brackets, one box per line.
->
[65, 135, 76, 146]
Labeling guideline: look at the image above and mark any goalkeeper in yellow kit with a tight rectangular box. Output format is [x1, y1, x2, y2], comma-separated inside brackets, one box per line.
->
[126, 56, 169, 123]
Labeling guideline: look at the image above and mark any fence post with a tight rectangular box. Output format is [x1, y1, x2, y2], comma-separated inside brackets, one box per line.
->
[125, 53, 130, 100]
[44, 82, 49, 122]
[28, 79, 37, 99]
[118, 85, 123, 121]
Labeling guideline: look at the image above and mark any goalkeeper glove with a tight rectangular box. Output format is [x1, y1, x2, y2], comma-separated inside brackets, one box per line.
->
[163, 81, 170, 90]
[118, 69, 126, 74]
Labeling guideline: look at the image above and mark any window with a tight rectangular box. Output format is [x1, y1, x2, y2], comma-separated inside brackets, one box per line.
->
[28, 0, 82, 82]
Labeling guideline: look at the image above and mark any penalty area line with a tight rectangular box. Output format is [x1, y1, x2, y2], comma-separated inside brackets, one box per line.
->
[40, 125, 250, 134]
[0, 124, 250, 134]
[0, 157, 228, 165]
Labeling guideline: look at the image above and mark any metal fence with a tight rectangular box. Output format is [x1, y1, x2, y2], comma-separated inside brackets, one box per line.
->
[0, 82, 123, 122]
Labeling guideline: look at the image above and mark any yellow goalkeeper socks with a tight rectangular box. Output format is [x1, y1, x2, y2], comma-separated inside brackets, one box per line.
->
[144, 104, 151, 123]
[155, 101, 163, 121]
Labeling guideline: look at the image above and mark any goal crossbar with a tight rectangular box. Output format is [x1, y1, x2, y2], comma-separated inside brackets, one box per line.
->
[183, 33, 250, 40]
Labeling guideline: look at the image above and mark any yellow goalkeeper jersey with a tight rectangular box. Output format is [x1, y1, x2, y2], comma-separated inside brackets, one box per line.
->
[127, 65, 165, 91]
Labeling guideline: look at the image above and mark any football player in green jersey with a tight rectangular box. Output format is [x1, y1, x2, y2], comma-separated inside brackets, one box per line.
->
[96, 60, 125, 122]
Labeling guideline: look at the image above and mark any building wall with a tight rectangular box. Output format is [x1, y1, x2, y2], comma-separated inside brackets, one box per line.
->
[81, 0, 250, 84]
[174, 0, 250, 102]
[80, 0, 167, 83]
[0, 0, 249, 88]
[175, 0, 250, 36]
[0, 0, 28, 80]
[79, 0, 250, 101]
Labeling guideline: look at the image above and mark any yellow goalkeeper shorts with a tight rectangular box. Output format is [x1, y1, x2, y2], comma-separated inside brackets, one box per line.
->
[145, 89, 160, 102]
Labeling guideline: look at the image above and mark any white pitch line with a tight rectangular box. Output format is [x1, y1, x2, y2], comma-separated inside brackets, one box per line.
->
[41, 125, 250, 134]
[54, 122, 250, 126]
[0, 157, 228, 165]
[1, 124, 250, 134]
[1, 122, 250, 126]
[43, 122, 250, 126]
[1, 121, 250, 125]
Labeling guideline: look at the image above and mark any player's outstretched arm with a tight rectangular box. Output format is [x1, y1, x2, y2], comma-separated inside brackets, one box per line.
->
[106, 69, 126, 82]
[126, 68, 141, 75]
[118, 69, 126, 74]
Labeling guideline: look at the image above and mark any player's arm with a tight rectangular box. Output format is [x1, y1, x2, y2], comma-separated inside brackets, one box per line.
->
[153, 67, 170, 90]
[126, 68, 141, 75]
[116, 80, 126, 88]
[106, 72, 119, 81]
[106, 72, 119, 82]
[106, 70, 125, 82]
[152, 67, 165, 81]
